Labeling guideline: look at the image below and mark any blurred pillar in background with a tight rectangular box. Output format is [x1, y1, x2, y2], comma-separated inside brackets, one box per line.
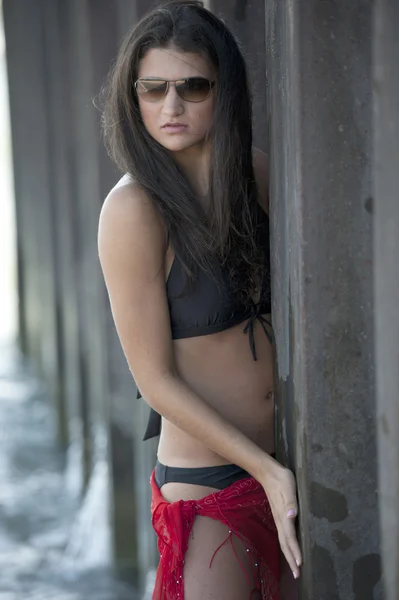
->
[3, 0, 62, 435]
[266, 1, 381, 599]
[210, 0, 268, 152]
[61, 0, 151, 581]
[40, 0, 84, 463]
[373, 0, 399, 598]
[113, 3, 160, 591]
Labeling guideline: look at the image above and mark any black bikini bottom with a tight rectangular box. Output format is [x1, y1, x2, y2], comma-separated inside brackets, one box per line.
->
[155, 454, 276, 490]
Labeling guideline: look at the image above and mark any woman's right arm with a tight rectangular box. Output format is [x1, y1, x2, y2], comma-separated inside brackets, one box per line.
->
[98, 182, 302, 578]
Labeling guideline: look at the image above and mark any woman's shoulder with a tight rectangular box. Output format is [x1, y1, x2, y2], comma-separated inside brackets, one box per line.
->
[98, 174, 167, 262]
[252, 147, 269, 215]
[104, 173, 147, 211]
[112, 172, 135, 192]
[100, 174, 164, 232]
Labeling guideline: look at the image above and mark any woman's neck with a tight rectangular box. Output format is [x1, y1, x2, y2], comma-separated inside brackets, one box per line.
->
[172, 142, 211, 204]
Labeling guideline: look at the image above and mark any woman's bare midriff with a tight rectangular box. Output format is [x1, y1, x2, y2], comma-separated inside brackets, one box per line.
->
[157, 316, 275, 460]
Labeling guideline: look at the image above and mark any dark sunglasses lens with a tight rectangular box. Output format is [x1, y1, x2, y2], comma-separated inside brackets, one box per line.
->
[177, 78, 211, 102]
[136, 80, 167, 102]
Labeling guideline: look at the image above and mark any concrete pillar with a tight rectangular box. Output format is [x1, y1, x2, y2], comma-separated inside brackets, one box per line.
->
[266, 2, 381, 598]
[87, 0, 149, 580]
[38, 0, 88, 479]
[116, 0, 140, 34]
[56, 0, 95, 487]
[3, 0, 63, 428]
[210, 0, 268, 151]
[3, 0, 40, 361]
[373, 0, 399, 598]
[107, 1, 159, 586]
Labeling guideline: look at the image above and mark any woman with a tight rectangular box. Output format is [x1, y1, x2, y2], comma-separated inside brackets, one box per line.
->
[98, 2, 301, 598]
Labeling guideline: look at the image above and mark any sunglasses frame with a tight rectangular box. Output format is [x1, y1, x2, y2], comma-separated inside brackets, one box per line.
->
[134, 77, 215, 103]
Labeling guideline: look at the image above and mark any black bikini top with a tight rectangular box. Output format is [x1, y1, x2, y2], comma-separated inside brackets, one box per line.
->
[140, 205, 272, 440]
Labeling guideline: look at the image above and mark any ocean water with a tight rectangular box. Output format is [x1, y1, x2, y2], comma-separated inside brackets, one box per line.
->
[0, 345, 139, 600]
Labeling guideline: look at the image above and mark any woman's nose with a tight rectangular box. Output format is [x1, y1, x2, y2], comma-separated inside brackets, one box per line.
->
[162, 83, 184, 114]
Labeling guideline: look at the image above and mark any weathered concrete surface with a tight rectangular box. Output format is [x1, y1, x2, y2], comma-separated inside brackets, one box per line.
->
[373, 0, 399, 598]
[266, 2, 381, 598]
[210, 0, 268, 152]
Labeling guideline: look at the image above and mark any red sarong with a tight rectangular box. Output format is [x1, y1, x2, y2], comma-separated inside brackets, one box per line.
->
[150, 470, 280, 599]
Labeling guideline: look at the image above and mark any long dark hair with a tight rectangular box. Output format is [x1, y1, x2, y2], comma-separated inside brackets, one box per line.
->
[100, 0, 266, 305]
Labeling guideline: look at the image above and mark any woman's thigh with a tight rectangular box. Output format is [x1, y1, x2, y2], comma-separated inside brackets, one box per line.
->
[183, 515, 261, 600]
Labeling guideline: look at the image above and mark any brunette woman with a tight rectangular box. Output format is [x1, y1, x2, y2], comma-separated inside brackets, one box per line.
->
[98, 2, 301, 598]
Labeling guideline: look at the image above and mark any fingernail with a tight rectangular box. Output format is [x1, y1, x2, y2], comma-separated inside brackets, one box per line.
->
[287, 509, 295, 517]
[293, 571, 298, 579]
[296, 558, 301, 567]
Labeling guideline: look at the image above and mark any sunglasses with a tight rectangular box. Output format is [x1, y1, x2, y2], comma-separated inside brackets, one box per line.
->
[135, 77, 215, 103]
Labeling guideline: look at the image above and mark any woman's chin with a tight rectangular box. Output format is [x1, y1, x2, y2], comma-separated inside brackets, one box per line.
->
[156, 135, 204, 154]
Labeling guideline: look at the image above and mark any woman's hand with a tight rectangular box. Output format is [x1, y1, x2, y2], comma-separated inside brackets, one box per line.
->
[261, 461, 302, 579]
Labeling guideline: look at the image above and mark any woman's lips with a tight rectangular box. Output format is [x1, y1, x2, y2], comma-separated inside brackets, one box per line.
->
[161, 123, 188, 133]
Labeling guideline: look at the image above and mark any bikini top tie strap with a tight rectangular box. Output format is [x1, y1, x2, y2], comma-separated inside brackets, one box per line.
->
[243, 300, 273, 361]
